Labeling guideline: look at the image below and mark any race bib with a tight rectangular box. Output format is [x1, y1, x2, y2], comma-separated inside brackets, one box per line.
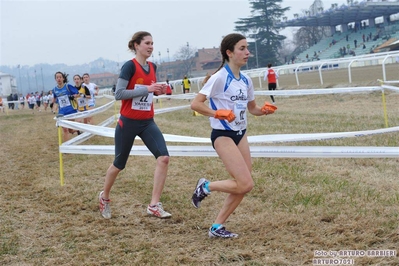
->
[77, 96, 87, 107]
[231, 100, 247, 131]
[58, 95, 71, 108]
[132, 90, 153, 111]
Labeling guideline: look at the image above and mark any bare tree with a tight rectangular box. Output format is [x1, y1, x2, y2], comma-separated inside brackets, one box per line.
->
[174, 43, 197, 77]
[278, 39, 295, 64]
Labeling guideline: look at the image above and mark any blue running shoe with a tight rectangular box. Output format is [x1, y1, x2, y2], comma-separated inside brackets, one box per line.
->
[208, 225, 238, 238]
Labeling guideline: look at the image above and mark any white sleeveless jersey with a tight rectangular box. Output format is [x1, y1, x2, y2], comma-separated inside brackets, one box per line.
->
[84, 82, 97, 107]
[199, 65, 254, 131]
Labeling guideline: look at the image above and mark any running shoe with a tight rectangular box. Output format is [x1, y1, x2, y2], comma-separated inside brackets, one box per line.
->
[147, 202, 172, 218]
[98, 191, 111, 219]
[208, 225, 238, 238]
[191, 178, 210, 208]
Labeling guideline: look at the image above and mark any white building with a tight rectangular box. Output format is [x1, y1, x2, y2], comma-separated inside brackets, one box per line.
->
[0, 72, 17, 97]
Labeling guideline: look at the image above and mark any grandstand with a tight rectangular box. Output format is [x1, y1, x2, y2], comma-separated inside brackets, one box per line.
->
[278, 0, 399, 63]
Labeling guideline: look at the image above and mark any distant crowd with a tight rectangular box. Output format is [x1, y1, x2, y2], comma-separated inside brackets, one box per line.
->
[2, 91, 56, 114]
[1, 72, 99, 116]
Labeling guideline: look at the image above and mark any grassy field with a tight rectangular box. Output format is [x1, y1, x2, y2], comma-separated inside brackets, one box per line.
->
[1, 72, 399, 265]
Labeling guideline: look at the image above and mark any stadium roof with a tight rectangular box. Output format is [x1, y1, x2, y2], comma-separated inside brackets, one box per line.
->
[277, 1, 399, 28]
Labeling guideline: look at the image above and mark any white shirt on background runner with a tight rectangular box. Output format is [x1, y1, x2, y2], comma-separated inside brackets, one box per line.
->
[84, 82, 98, 107]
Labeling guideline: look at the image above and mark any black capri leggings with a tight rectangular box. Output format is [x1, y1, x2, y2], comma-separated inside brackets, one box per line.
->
[113, 115, 169, 170]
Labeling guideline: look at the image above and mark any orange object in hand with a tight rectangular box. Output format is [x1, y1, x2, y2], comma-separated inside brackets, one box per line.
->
[261, 102, 277, 114]
[214, 109, 236, 122]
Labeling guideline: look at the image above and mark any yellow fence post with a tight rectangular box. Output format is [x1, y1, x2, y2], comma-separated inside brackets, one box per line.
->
[381, 88, 389, 128]
[378, 80, 389, 128]
[58, 125, 65, 186]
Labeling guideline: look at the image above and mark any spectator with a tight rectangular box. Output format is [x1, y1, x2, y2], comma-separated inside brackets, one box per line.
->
[13, 93, 18, 110]
[181, 75, 191, 94]
[7, 93, 14, 110]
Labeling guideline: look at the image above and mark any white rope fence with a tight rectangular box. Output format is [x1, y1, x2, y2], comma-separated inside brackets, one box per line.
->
[55, 85, 398, 157]
[54, 84, 399, 185]
[57, 119, 399, 144]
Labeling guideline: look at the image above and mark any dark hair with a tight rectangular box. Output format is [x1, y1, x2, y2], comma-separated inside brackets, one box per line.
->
[82, 73, 90, 78]
[73, 74, 82, 80]
[268, 63, 272, 68]
[203, 33, 246, 84]
[54, 71, 68, 83]
[128, 31, 152, 53]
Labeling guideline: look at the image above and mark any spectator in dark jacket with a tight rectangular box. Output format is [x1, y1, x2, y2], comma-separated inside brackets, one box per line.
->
[7, 94, 14, 109]
[13, 93, 18, 109]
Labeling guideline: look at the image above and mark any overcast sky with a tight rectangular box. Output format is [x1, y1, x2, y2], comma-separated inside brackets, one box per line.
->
[0, 0, 345, 67]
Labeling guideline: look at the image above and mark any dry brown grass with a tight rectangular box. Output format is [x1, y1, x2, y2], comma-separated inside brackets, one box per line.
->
[1, 69, 399, 265]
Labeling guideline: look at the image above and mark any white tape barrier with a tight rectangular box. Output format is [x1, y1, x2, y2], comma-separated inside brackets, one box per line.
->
[55, 101, 189, 123]
[247, 126, 399, 143]
[4, 84, 398, 106]
[57, 117, 399, 144]
[56, 105, 191, 136]
[154, 105, 191, 114]
[56, 85, 399, 158]
[155, 93, 197, 100]
[62, 115, 117, 146]
[55, 99, 115, 121]
[2, 100, 22, 104]
[57, 118, 210, 142]
[381, 84, 399, 92]
[378, 79, 399, 84]
[57, 105, 192, 146]
[254, 86, 382, 96]
[3, 94, 109, 106]
[59, 145, 399, 158]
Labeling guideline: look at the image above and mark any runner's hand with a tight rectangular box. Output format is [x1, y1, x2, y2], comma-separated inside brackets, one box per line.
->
[214, 109, 235, 122]
[261, 102, 277, 114]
